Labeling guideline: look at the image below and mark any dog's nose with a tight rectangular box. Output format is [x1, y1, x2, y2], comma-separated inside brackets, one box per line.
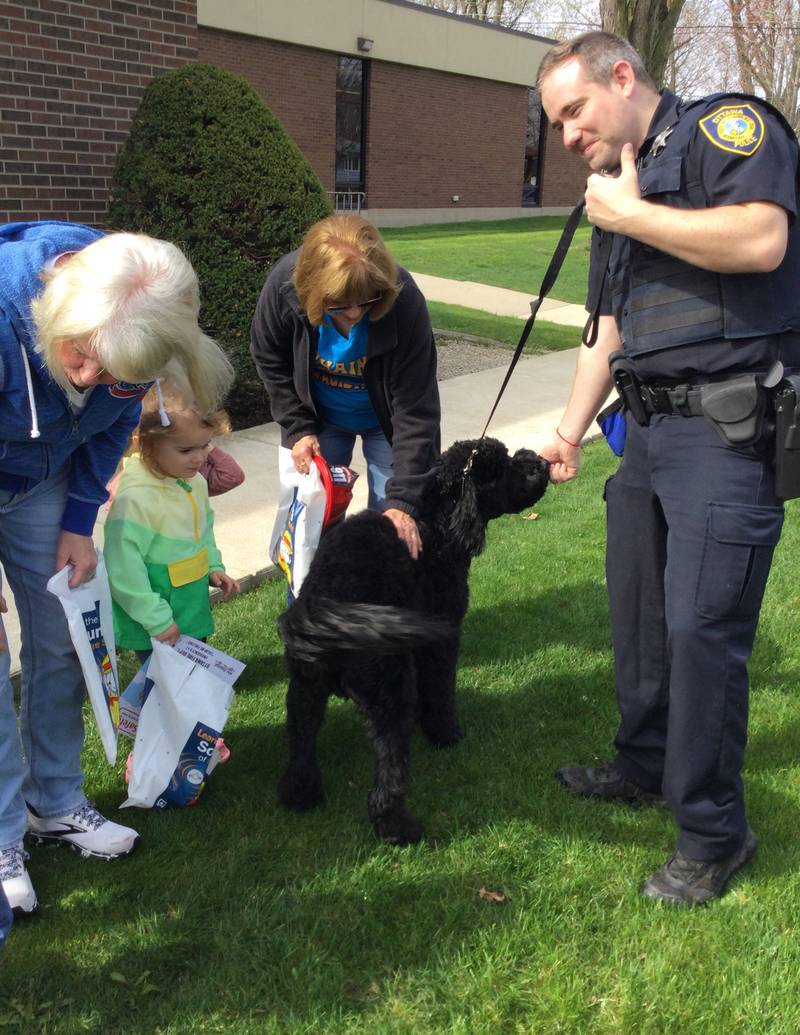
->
[513, 448, 548, 469]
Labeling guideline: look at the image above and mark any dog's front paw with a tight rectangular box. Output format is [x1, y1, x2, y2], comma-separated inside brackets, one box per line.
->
[373, 808, 424, 846]
[278, 768, 324, 811]
[423, 722, 464, 749]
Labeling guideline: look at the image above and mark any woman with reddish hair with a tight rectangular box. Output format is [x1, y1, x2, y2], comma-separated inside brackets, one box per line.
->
[250, 214, 441, 560]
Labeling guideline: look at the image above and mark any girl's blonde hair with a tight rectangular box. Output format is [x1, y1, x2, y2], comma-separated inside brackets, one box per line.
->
[31, 232, 233, 415]
[133, 384, 230, 478]
[292, 214, 401, 326]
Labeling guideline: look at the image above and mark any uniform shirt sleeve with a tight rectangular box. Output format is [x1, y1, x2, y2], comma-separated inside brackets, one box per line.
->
[688, 99, 799, 215]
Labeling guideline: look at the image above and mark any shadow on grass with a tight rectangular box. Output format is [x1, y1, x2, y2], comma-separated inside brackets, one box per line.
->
[461, 578, 612, 662]
[749, 630, 800, 700]
[235, 577, 800, 858]
[9, 567, 800, 1031]
[5, 856, 549, 1032]
[13, 663, 798, 1034]
[228, 649, 287, 695]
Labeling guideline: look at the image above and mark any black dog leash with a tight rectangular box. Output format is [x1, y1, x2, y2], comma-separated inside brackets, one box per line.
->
[477, 195, 588, 442]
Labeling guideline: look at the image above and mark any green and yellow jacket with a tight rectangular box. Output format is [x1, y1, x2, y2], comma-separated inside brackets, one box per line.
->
[103, 456, 224, 650]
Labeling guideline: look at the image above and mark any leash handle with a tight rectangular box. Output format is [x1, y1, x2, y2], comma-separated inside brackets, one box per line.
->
[480, 195, 586, 439]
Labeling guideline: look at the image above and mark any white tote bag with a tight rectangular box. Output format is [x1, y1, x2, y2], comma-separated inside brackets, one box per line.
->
[121, 639, 236, 809]
[47, 550, 119, 765]
[268, 446, 328, 595]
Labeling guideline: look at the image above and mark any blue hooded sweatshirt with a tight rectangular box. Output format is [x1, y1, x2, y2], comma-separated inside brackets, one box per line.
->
[0, 221, 153, 535]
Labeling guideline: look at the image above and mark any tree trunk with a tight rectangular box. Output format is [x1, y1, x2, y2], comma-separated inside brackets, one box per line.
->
[599, 0, 688, 87]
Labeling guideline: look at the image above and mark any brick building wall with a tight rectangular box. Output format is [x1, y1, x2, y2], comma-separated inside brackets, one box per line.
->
[0, 0, 197, 226]
[196, 29, 584, 212]
[366, 61, 527, 209]
[0, 5, 583, 223]
[198, 29, 532, 211]
[537, 121, 586, 208]
[198, 27, 336, 192]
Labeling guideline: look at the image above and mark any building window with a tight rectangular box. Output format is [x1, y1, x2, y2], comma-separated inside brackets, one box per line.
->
[336, 56, 367, 194]
[522, 87, 543, 207]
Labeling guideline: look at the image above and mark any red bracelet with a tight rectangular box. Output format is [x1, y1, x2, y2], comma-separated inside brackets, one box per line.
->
[556, 427, 581, 449]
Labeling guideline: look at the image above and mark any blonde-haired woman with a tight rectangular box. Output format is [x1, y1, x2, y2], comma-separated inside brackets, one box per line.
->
[251, 214, 440, 558]
[0, 220, 233, 917]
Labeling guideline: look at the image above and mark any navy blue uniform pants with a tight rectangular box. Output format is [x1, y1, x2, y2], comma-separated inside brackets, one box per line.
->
[605, 413, 784, 861]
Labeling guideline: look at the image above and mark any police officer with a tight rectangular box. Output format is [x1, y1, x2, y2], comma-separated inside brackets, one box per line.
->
[536, 31, 800, 905]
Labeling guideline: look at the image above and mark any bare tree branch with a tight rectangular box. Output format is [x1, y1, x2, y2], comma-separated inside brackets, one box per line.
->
[410, 0, 799, 130]
[404, 0, 545, 30]
[724, 0, 800, 131]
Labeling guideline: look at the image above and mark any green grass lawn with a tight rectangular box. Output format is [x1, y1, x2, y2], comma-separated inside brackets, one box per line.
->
[428, 301, 581, 353]
[4, 443, 800, 1033]
[383, 217, 592, 305]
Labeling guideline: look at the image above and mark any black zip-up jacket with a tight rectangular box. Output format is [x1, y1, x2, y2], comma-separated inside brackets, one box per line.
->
[250, 250, 441, 518]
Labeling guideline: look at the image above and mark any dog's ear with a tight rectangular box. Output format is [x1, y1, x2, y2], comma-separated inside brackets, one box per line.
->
[447, 467, 487, 556]
[436, 441, 475, 497]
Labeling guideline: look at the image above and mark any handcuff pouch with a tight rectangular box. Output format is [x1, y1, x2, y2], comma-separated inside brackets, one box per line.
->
[699, 376, 765, 448]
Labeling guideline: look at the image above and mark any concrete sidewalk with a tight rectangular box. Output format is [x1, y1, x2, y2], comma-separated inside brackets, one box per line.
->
[2, 278, 588, 670]
[410, 270, 588, 328]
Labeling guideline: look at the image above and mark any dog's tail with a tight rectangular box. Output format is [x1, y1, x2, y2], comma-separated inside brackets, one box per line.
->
[278, 596, 458, 662]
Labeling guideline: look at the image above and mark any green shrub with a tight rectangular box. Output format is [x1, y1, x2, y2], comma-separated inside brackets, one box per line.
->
[108, 62, 330, 428]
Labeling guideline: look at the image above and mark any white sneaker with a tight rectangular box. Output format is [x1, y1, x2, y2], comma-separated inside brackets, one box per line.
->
[0, 842, 37, 915]
[27, 801, 140, 860]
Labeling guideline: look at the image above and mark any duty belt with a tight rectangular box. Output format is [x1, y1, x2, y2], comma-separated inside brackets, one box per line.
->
[606, 352, 800, 498]
[641, 382, 705, 417]
[608, 351, 784, 436]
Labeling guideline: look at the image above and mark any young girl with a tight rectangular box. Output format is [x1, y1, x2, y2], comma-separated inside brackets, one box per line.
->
[103, 388, 240, 657]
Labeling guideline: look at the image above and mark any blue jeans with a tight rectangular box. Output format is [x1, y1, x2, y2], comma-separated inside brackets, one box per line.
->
[317, 422, 393, 512]
[0, 468, 87, 849]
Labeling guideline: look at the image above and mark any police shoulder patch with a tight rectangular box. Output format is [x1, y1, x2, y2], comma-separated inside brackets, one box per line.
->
[698, 103, 765, 156]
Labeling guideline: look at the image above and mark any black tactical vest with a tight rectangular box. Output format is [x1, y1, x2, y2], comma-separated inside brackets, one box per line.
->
[606, 93, 800, 359]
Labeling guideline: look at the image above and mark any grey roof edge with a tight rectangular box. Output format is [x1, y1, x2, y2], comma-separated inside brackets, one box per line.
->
[375, 0, 557, 45]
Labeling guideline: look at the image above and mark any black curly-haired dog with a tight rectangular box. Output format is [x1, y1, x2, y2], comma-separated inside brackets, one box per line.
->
[276, 437, 549, 845]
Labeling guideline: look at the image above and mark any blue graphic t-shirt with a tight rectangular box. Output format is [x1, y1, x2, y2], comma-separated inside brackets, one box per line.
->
[310, 314, 379, 431]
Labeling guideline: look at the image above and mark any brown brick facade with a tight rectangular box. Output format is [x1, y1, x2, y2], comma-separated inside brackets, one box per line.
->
[0, 0, 197, 225]
[198, 27, 336, 192]
[366, 60, 527, 209]
[0, 5, 582, 223]
[199, 29, 539, 211]
[197, 28, 586, 211]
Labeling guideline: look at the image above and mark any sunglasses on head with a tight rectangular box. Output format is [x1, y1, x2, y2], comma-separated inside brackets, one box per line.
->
[325, 294, 382, 314]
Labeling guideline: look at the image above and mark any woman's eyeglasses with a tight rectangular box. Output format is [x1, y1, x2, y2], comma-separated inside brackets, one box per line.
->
[326, 295, 382, 314]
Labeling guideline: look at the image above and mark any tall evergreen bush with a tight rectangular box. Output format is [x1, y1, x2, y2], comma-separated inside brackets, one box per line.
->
[108, 63, 330, 427]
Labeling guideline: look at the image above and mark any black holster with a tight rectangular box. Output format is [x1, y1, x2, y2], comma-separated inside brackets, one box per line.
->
[774, 374, 800, 500]
[609, 352, 648, 426]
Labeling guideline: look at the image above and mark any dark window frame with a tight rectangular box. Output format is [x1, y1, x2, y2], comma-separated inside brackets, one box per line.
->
[522, 86, 544, 208]
[335, 55, 369, 196]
